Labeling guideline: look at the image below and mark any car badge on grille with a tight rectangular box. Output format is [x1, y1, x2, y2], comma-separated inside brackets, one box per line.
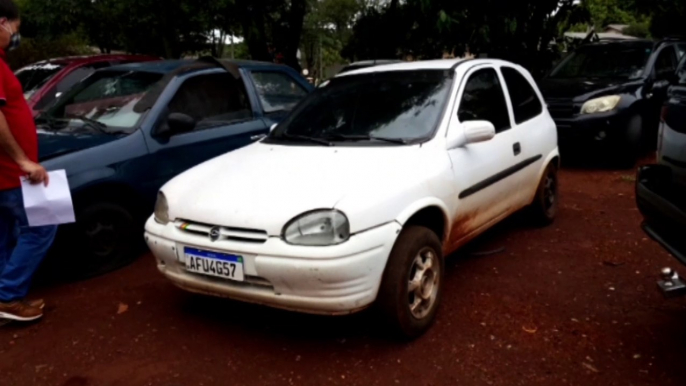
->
[209, 226, 221, 242]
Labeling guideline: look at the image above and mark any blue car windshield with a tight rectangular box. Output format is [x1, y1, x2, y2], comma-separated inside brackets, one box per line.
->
[41, 70, 164, 134]
[267, 69, 453, 145]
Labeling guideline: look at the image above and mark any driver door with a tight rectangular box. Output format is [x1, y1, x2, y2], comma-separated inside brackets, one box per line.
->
[144, 72, 268, 193]
[445, 66, 520, 251]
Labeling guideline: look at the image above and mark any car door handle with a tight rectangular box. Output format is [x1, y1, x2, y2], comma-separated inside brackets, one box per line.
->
[513, 142, 521, 156]
[251, 134, 267, 141]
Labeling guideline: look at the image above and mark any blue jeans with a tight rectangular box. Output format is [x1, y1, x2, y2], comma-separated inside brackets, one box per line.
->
[0, 188, 57, 302]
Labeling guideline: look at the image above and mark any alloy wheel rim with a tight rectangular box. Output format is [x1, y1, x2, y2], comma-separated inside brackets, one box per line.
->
[408, 247, 440, 319]
[85, 217, 119, 257]
[543, 172, 557, 211]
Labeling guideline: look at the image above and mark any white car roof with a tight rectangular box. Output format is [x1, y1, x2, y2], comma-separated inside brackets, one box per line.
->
[337, 58, 523, 77]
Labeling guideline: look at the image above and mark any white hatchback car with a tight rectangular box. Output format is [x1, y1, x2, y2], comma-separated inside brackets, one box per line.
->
[146, 58, 559, 338]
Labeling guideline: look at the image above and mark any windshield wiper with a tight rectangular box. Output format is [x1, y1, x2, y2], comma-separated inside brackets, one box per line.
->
[65, 115, 108, 133]
[280, 133, 333, 146]
[324, 133, 408, 145]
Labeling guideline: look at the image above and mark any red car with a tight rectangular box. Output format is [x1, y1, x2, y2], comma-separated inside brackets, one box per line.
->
[15, 54, 160, 116]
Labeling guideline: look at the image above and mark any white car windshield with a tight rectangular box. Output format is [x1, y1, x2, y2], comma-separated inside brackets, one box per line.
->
[267, 70, 453, 145]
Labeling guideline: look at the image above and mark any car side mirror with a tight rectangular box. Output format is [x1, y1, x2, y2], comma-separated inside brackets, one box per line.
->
[270, 123, 277, 132]
[464, 120, 496, 144]
[166, 112, 196, 135]
[446, 120, 496, 149]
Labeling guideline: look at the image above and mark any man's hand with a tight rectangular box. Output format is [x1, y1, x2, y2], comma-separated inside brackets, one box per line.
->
[18, 160, 49, 186]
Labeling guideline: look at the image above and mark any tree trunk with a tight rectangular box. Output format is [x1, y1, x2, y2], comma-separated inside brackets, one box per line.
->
[283, 0, 307, 71]
[218, 31, 226, 58]
[236, 0, 271, 62]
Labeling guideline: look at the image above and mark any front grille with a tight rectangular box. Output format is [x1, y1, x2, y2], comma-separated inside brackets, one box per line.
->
[176, 219, 269, 243]
[546, 99, 575, 120]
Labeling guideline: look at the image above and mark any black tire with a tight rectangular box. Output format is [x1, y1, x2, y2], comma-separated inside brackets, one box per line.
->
[67, 201, 140, 279]
[377, 226, 444, 339]
[615, 114, 642, 169]
[528, 162, 559, 226]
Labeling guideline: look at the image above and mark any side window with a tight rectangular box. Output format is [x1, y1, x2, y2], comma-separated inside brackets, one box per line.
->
[678, 56, 686, 85]
[251, 71, 307, 113]
[458, 68, 511, 133]
[166, 73, 252, 132]
[501, 67, 543, 124]
[676, 44, 686, 60]
[34, 63, 107, 110]
[654, 46, 677, 79]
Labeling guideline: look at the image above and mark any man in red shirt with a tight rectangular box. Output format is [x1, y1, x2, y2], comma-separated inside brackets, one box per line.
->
[0, 0, 56, 322]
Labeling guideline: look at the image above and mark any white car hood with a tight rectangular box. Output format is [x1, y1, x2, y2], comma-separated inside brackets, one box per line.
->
[163, 142, 424, 235]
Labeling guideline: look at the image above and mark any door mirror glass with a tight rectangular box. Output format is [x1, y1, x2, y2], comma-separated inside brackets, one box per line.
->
[167, 112, 196, 134]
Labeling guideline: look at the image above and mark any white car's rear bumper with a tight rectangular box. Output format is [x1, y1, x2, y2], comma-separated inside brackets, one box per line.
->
[144, 216, 401, 315]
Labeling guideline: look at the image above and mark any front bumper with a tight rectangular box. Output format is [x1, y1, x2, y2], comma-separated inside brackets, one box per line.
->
[145, 216, 402, 315]
[553, 109, 632, 151]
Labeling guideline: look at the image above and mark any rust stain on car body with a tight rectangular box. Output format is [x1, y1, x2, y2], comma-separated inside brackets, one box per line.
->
[443, 210, 480, 255]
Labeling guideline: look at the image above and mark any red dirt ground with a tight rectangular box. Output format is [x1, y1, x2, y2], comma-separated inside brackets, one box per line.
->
[1, 166, 685, 386]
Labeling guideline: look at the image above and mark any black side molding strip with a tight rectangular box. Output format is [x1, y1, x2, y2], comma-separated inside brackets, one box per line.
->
[459, 155, 543, 199]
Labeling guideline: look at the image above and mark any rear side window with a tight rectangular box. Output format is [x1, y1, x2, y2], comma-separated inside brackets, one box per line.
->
[250, 71, 307, 114]
[16, 63, 64, 98]
[501, 67, 543, 124]
[654, 47, 678, 79]
[458, 68, 511, 133]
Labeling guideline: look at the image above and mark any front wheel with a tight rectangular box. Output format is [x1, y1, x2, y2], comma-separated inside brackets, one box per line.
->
[377, 226, 444, 339]
[68, 201, 140, 278]
[614, 114, 643, 168]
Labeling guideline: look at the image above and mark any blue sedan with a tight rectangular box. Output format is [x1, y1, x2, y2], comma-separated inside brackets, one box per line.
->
[36, 58, 313, 277]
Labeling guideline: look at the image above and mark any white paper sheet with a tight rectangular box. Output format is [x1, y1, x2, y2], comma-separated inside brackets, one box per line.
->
[20, 170, 76, 227]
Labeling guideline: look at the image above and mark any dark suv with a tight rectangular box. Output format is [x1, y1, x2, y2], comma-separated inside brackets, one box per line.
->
[636, 52, 686, 297]
[540, 39, 686, 165]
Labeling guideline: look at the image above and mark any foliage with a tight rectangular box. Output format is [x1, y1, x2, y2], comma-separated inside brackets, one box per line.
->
[344, 0, 574, 77]
[8, 0, 686, 74]
[623, 20, 651, 38]
[639, 0, 686, 38]
[6, 33, 91, 70]
[301, 0, 364, 78]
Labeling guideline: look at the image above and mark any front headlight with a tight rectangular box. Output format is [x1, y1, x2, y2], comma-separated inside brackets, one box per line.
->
[283, 210, 350, 246]
[580, 95, 621, 115]
[154, 192, 170, 224]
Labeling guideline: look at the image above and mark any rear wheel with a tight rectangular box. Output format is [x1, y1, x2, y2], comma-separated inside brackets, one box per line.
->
[528, 162, 559, 226]
[377, 226, 444, 339]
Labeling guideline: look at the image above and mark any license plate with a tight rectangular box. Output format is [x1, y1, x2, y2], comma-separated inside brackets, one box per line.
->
[184, 247, 244, 282]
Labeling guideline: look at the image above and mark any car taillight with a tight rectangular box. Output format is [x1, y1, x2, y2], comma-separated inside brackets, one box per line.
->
[660, 106, 668, 122]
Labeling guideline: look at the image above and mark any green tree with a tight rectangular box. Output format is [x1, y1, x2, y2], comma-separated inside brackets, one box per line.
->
[228, 0, 308, 69]
[345, 0, 573, 76]
[638, 0, 686, 38]
[301, 0, 364, 78]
